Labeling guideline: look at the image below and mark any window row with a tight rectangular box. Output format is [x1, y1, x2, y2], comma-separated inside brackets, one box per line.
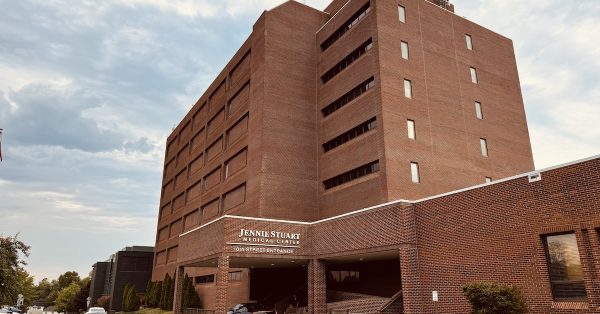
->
[322, 38, 373, 84]
[322, 77, 375, 117]
[321, 2, 371, 52]
[323, 117, 377, 152]
[323, 160, 379, 190]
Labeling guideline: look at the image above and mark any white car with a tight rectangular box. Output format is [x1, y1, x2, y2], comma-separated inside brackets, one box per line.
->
[84, 307, 106, 314]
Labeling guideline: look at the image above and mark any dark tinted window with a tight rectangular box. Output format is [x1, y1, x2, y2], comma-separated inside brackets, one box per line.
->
[323, 161, 379, 190]
[544, 233, 587, 300]
[195, 274, 215, 284]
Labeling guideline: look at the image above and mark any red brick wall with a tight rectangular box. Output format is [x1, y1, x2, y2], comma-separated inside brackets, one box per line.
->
[411, 158, 600, 313]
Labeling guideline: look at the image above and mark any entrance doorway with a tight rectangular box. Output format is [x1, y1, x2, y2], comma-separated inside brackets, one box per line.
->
[230, 257, 309, 313]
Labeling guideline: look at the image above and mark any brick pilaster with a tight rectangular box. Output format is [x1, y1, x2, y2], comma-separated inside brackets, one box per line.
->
[172, 265, 185, 314]
[399, 204, 423, 313]
[579, 229, 600, 308]
[215, 255, 230, 313]
[308, 259, 326, 314]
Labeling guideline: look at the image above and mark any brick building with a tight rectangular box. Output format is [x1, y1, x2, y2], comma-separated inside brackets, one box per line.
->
[152, 0, 599, 313]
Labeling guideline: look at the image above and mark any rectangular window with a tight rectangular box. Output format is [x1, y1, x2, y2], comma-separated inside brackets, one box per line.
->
[475, 101, 483, 119]
[470, 67, 478, 84]
[195, 274, 215, 285]
[322, 77, 375, 117]
[321, 2, 371, 51]
[410, 162, 420, 183]
[404, 79, 412, 98]
[401, 41, 409, 60]
[466, 34, 473, 50]
[543, 233, 587, 300]
[323, 160, 379, 190]
[398, 5, 406, 23]
[322, 38, 373, 83]
[323, 117, 377, 152]
[407, 119, 416, 140]
[485, 177, 492, 183]
[228, 271, 243, 281]
[480, 138, 488, 157]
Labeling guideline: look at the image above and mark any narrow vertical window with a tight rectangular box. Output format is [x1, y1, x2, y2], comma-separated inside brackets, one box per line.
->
[475, 101, 483, 119]
[401, 41, 409, 60]
[404, 79, 412, 99]
[398, 5, 406, 23]
[543, 233, 587, 300]
[480, 138, 488, 157]
[466, 34, 473, 50]
[470, 67, 478, 84]
[407, 119, 416, 140]
[485, 177, 492, 183]
[410, 162, 420, 183]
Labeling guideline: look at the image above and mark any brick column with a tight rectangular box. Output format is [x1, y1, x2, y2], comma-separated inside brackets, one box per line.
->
[215, 255, 230, 313]
[579, 229, 600, 307]
[172, 265, 185, 314]
[399, 203, 423, 314]
[308, 259, 326, 314]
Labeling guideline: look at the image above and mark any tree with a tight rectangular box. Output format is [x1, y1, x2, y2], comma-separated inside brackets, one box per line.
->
[147, 281, 162, 308]
[463, 282, 528, 314]
[122, 284, 140, 312]
[56, 271, 81, 292]
[182, 275, 201, 309]
[55, 282, 81, 313]
[33, 278, 54, 306]
[0, 234, 31, 306]
[14, 269, 36, 310]
[159, 274, 171, 310]
[70, 277, 91, 311]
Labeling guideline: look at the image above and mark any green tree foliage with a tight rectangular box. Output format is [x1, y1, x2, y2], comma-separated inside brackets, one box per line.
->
[55, 282, 81, 313]
[56, 271, 81, 292]
[463, 282, 528, 314]
[71, 277, 91, 311]
[159, 274, 172, 310]
[0, 234, 31, 306]
[33, 278, 54, 306]
[147, 281, 162, 308]
[122, 283, 140, 312]
[182, 275, 201, 309]
[14, 269, 36, 310]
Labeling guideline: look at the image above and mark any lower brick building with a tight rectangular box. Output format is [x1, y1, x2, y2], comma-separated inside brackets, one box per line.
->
[167, 155, 600, 313]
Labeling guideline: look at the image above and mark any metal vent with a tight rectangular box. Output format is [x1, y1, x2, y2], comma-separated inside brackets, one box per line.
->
[528, 172, 542, 183]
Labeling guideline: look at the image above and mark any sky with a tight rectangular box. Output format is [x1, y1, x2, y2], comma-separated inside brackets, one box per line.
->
[0, 0, 598, 283]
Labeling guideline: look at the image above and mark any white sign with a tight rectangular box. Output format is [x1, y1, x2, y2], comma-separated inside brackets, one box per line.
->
[227, 229, 302, 254]
[432, 291, 438, 302]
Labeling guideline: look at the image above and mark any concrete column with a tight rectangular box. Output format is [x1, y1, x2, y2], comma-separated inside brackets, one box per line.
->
[172, 265, 185, 314]
[399, 203, 423, 314]
[215, 255, 230, 313]
[308, 259, 326, 314]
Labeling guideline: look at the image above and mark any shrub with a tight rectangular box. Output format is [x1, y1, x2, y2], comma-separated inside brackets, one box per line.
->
[182, 275, 201, 309]
[97, 296, 110, 311]
[122, 283, 140, 312]
[462, 282, 528, 314]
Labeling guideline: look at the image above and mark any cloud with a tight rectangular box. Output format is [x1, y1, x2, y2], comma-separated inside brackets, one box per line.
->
[0, 85, 126, 152]
[454, 0, 600, 168]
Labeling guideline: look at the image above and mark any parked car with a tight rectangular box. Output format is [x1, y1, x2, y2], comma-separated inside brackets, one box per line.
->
[84, 307, 107, 314]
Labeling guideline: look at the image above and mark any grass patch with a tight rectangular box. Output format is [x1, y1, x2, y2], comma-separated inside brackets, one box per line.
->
[124, 308, 172, 314]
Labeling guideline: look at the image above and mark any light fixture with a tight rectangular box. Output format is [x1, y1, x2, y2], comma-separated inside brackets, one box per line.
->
[359, 258, 364, 261]
[270, 263, 275, 266]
